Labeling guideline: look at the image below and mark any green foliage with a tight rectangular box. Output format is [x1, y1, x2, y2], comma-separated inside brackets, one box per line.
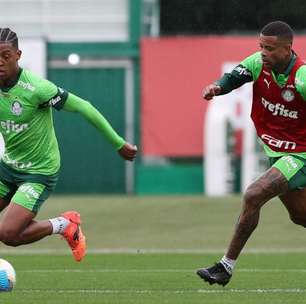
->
[160, 0, 306, 35]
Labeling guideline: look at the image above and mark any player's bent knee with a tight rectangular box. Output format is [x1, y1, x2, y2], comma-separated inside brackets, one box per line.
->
[243, 187, 262, 209]
[0, 228, 21, 247]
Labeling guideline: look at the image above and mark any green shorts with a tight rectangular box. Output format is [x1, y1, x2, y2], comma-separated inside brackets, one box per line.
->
[270, 155, 306, 190]
[0, 162, 59, 213]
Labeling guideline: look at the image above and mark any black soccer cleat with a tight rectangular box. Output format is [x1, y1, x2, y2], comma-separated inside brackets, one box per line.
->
[196, 262, 232, 286]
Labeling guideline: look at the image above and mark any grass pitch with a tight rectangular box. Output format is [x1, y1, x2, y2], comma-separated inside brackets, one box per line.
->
[1, 195, 306, 303]
[3, 253, 306, 304]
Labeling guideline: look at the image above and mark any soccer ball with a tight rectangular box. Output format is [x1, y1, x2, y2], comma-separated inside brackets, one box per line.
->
[0, 259, 16, 292]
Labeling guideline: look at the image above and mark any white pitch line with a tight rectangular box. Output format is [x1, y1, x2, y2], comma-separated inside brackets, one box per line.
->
[18, 268, 306, 273]
[1, 248, 306, 254]
[238, 268, 306, 273]
[14, 288, 306, 294]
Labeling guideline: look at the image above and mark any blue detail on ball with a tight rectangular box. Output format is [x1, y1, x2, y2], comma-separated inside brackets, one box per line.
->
[0, 270, 11, 291]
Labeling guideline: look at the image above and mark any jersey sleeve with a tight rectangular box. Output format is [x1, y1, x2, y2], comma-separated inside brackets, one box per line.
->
[36, 78, 68, 110]
[240, 51, 263, 81]
[215, 52, 262, 95]
[62, 93, 125, 150]
[295, 65, 306, 101]
[216, 64, 253, 94]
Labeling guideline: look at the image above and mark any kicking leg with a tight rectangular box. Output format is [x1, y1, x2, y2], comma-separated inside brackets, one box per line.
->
[225, 167, 288, 259]
[197, 167, 288, 286]
[0, 202, 86, 261]
[0, 202, 52, 246]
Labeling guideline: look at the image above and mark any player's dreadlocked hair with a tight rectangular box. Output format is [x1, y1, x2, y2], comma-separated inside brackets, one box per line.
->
[261, 21, 294, 43]
[0, 28, 18, 48]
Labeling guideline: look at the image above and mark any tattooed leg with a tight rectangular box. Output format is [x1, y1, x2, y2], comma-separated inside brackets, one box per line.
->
[225, 167, 289, 260]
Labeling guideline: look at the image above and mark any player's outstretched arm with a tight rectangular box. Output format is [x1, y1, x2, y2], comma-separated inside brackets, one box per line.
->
[202, 62, 254, 101]
[62, 93, 137, 161]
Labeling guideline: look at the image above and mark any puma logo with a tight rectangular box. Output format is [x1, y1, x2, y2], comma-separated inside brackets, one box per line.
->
[264, 78, 271, 89]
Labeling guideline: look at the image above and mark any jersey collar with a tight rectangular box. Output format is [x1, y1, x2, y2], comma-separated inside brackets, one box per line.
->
[273, 52, 296, 77]
[0, 68, 23, 92]
[283, 51, 296, 76]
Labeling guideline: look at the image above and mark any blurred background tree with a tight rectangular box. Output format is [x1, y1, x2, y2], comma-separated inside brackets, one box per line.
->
[160, 0, 306, 35]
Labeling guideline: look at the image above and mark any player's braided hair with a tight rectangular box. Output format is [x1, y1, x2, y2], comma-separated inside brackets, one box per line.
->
[0, 28, 18, 48]
[261, 21, 293, 43]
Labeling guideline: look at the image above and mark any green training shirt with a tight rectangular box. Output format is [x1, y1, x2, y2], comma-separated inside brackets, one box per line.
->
[216, 51, 306, 159]
[0, 68, 64, 175]
[0, 68, 125, 175]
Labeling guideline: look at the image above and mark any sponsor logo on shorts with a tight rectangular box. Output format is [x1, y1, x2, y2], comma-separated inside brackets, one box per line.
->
[283, 156, 299, 173]
[19, 184, 39, 200]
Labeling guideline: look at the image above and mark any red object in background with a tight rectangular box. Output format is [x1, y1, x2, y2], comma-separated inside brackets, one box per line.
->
[234, 102, 243, 157]
[141, 36, 306, 157]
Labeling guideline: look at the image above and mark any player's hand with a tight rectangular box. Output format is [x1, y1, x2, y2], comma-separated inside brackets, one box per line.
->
[202, 84, 221, 100]
[118, 142, 138, 161]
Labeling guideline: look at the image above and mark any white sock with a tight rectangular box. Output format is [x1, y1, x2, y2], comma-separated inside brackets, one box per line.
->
[220, 255, 236, 275]
[49, 217, 70, 234]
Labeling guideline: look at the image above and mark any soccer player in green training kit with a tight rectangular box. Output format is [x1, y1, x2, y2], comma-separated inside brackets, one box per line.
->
[197, 21, 306, 285]
[0, 28, 137, 262]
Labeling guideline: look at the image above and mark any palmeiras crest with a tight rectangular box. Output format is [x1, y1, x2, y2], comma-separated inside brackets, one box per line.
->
[281, 89, 295, 102]
[11, 100, 23, 116]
